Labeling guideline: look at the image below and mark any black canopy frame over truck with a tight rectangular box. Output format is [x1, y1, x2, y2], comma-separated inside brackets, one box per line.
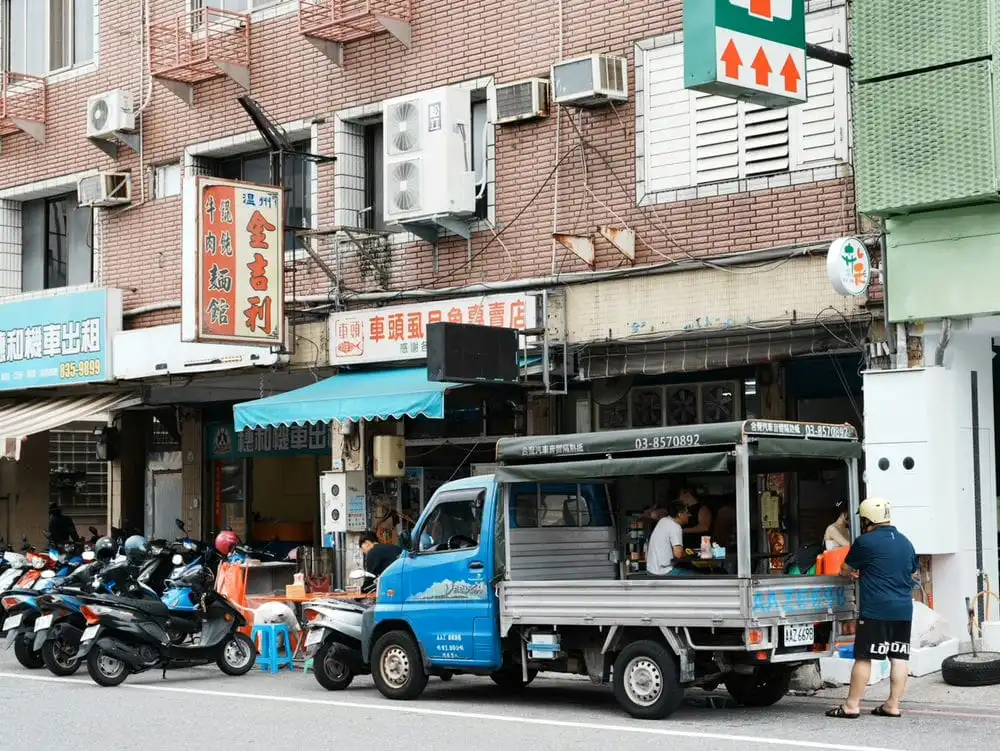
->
[495, 419, 862, 580]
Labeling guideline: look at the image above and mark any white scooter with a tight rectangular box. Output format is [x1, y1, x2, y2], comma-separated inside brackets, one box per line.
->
[302, 570, 374, 691]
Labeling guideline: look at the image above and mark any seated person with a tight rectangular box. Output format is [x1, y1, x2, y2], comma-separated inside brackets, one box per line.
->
[646, 500, 699, 577]
[824, 500, 851, 550]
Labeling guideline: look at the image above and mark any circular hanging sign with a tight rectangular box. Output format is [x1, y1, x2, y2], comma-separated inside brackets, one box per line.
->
[826, 237, 871, 297]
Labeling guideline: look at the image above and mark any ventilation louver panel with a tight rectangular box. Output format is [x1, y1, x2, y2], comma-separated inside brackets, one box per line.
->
[389, 159, 421, 214]
[386, 100, 421, 155]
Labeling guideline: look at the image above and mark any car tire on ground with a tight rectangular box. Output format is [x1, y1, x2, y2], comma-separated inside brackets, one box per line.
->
[86, 645, 129, 687]
[314, 641, 355, 691]
[490, 666, 538, 691]
[371, 630, 428, 700]
[41, 639, 81, 676]
[941, 652, 1000, 687]
[217, 632, 257, 676]
[612, 639, 684, 720]
[13, 633, 44, 670]
[723, 668, 792, 707]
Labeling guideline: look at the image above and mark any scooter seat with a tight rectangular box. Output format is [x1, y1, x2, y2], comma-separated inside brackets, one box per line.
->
[114, 597, 170, 616]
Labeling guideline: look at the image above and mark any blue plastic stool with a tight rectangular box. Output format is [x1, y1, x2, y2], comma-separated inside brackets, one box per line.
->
[251, 624, 295, 674]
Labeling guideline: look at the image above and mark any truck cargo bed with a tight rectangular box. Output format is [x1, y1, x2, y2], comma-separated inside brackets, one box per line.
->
[499, 576, 855, 633]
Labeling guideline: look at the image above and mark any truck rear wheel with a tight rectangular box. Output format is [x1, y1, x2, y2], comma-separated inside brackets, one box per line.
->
[612, 640, 684, 720]
[371, 630, 428, 700]
[723, 668, 792, 707]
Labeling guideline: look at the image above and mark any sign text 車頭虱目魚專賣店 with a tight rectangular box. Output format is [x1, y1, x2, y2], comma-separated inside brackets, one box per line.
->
[328, 293, 538, 365]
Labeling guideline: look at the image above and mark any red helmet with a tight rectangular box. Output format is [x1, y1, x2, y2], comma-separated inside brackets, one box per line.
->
[214, 530, 240, 556]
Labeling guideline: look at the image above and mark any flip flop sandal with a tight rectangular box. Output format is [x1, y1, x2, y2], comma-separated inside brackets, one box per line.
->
[871, 706, 902, 718]
[826, 706, 861, 719]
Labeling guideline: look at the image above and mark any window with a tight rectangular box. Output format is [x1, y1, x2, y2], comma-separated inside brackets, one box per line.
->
[356, 90, 490, 232]
[153, 163, 182, 199]
[638, 6, 848, 197]
[2, 0, 94, 76]
[49, 422, 108, 512]
[20, 192, 93, 292]
[417, 492, 484, 552]
[191, 0, 280, 11]
[209, 141, 312, 254]
[512, 488, 591, 528]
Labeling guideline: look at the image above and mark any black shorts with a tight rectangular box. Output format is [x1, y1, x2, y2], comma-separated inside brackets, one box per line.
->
[854, 619, 912, 661]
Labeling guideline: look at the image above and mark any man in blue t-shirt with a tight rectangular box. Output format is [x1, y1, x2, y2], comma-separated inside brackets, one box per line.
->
[826, 498, 918, 720]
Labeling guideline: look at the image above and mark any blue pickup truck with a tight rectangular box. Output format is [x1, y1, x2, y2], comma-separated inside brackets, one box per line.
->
[360, 420, 859, 719]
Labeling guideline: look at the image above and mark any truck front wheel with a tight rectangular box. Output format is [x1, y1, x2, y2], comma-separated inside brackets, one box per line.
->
[612, 640, 684, 720]
[371, 630, 428, 700]
[723, 667, 792, 707]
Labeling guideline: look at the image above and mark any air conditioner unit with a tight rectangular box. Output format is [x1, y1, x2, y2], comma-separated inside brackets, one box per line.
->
[551, 54, 628, 108]
[86, 90, 136, 139]
[491, 78, 550, 125]
[77, 172, 133, 208]
[382, 85, 477, 226]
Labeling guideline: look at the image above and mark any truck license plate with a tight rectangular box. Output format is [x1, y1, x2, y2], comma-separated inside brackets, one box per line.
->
[783, 624, 814, 647]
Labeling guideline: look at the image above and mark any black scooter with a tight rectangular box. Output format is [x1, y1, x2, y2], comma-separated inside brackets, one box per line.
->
[77, 554, 256, 687]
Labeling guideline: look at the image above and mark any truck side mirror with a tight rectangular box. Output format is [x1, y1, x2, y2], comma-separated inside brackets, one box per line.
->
[398, 530, 412, 549]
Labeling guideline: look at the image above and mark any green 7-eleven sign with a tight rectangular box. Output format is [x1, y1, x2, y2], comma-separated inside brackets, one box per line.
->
[684, 0, 807, 108]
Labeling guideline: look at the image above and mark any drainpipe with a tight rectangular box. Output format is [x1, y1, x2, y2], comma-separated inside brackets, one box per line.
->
[894, 323, 908, 369]
[934, 318, 953, 367]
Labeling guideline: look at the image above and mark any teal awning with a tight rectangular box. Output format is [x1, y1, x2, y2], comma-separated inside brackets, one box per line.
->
[233, 367, 465, 431]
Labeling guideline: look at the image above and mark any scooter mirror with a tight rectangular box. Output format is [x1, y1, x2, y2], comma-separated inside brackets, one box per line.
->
[175, 519, 186, 531]
[172, 554, 183, 565]
[348, 569, 374, 581]
[48, 550, 59, 561]
[82, 551, 96, 561]
[40, 570, 55, 579]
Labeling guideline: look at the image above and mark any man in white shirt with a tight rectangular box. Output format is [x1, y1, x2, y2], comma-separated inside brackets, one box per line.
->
[646, 501, 693, 576]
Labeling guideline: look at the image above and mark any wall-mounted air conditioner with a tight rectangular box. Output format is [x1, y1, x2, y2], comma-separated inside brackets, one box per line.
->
[491, 78, 550, 125]
[551, 54, 628, 108]
[86, 90, 136, 139]
[382, 85, 477, 226]
[78, 172, 133, 207]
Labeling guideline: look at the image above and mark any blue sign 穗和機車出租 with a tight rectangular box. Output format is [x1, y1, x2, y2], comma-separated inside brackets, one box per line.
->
[206, 422, 331, 460]
[0, 289, 122, 391]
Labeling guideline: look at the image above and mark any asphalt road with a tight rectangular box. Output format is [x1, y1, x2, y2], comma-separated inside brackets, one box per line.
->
[0, 649, 996, 751]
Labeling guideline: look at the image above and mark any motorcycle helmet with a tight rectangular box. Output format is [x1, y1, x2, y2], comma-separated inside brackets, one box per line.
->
[122, 534, 150, 564]
[94, 536, 115, 562]
[858, 498, 892, 526]
[214, 530, 240, 557]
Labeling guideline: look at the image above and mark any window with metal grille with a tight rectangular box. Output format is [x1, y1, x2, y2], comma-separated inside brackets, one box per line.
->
[49, 422, 107, 511]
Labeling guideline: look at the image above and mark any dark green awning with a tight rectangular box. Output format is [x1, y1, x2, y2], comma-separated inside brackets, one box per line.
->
[494, 452, 732, 483]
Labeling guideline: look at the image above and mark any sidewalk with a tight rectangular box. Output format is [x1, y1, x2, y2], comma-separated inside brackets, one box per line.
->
[808, 671, 1000, 711]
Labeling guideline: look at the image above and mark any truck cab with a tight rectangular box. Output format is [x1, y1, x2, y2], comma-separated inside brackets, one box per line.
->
[362, 420, 861, 719]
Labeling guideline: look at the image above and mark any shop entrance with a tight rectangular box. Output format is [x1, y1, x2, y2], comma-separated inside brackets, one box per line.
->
[147, 469, 183, 540]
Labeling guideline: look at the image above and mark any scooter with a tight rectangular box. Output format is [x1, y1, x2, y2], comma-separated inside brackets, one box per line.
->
[77, 553, 256, 687]
[302, 570, 374, 691]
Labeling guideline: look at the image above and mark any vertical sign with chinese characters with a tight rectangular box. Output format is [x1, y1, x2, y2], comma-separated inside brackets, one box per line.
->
[684, 0, 807, 108]
[187, 177, 284, 346]
[0, 288, 122, 390]
[328, 293, 538, 366]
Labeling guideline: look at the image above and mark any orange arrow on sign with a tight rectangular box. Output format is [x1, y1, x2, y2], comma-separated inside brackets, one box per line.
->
[780, 54, 801, 93]
[751, 47, 772, 86]
[720, 40, 742, 79]
[750, 0, 773, 20]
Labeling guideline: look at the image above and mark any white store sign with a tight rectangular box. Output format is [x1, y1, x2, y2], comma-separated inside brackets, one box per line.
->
[328, 293, 538, 366]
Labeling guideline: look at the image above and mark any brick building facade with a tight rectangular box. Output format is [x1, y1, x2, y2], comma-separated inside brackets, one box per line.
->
[0, 0, 871, 542]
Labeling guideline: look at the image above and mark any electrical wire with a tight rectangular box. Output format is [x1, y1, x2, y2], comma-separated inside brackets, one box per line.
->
[353, 144, 582, 304]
